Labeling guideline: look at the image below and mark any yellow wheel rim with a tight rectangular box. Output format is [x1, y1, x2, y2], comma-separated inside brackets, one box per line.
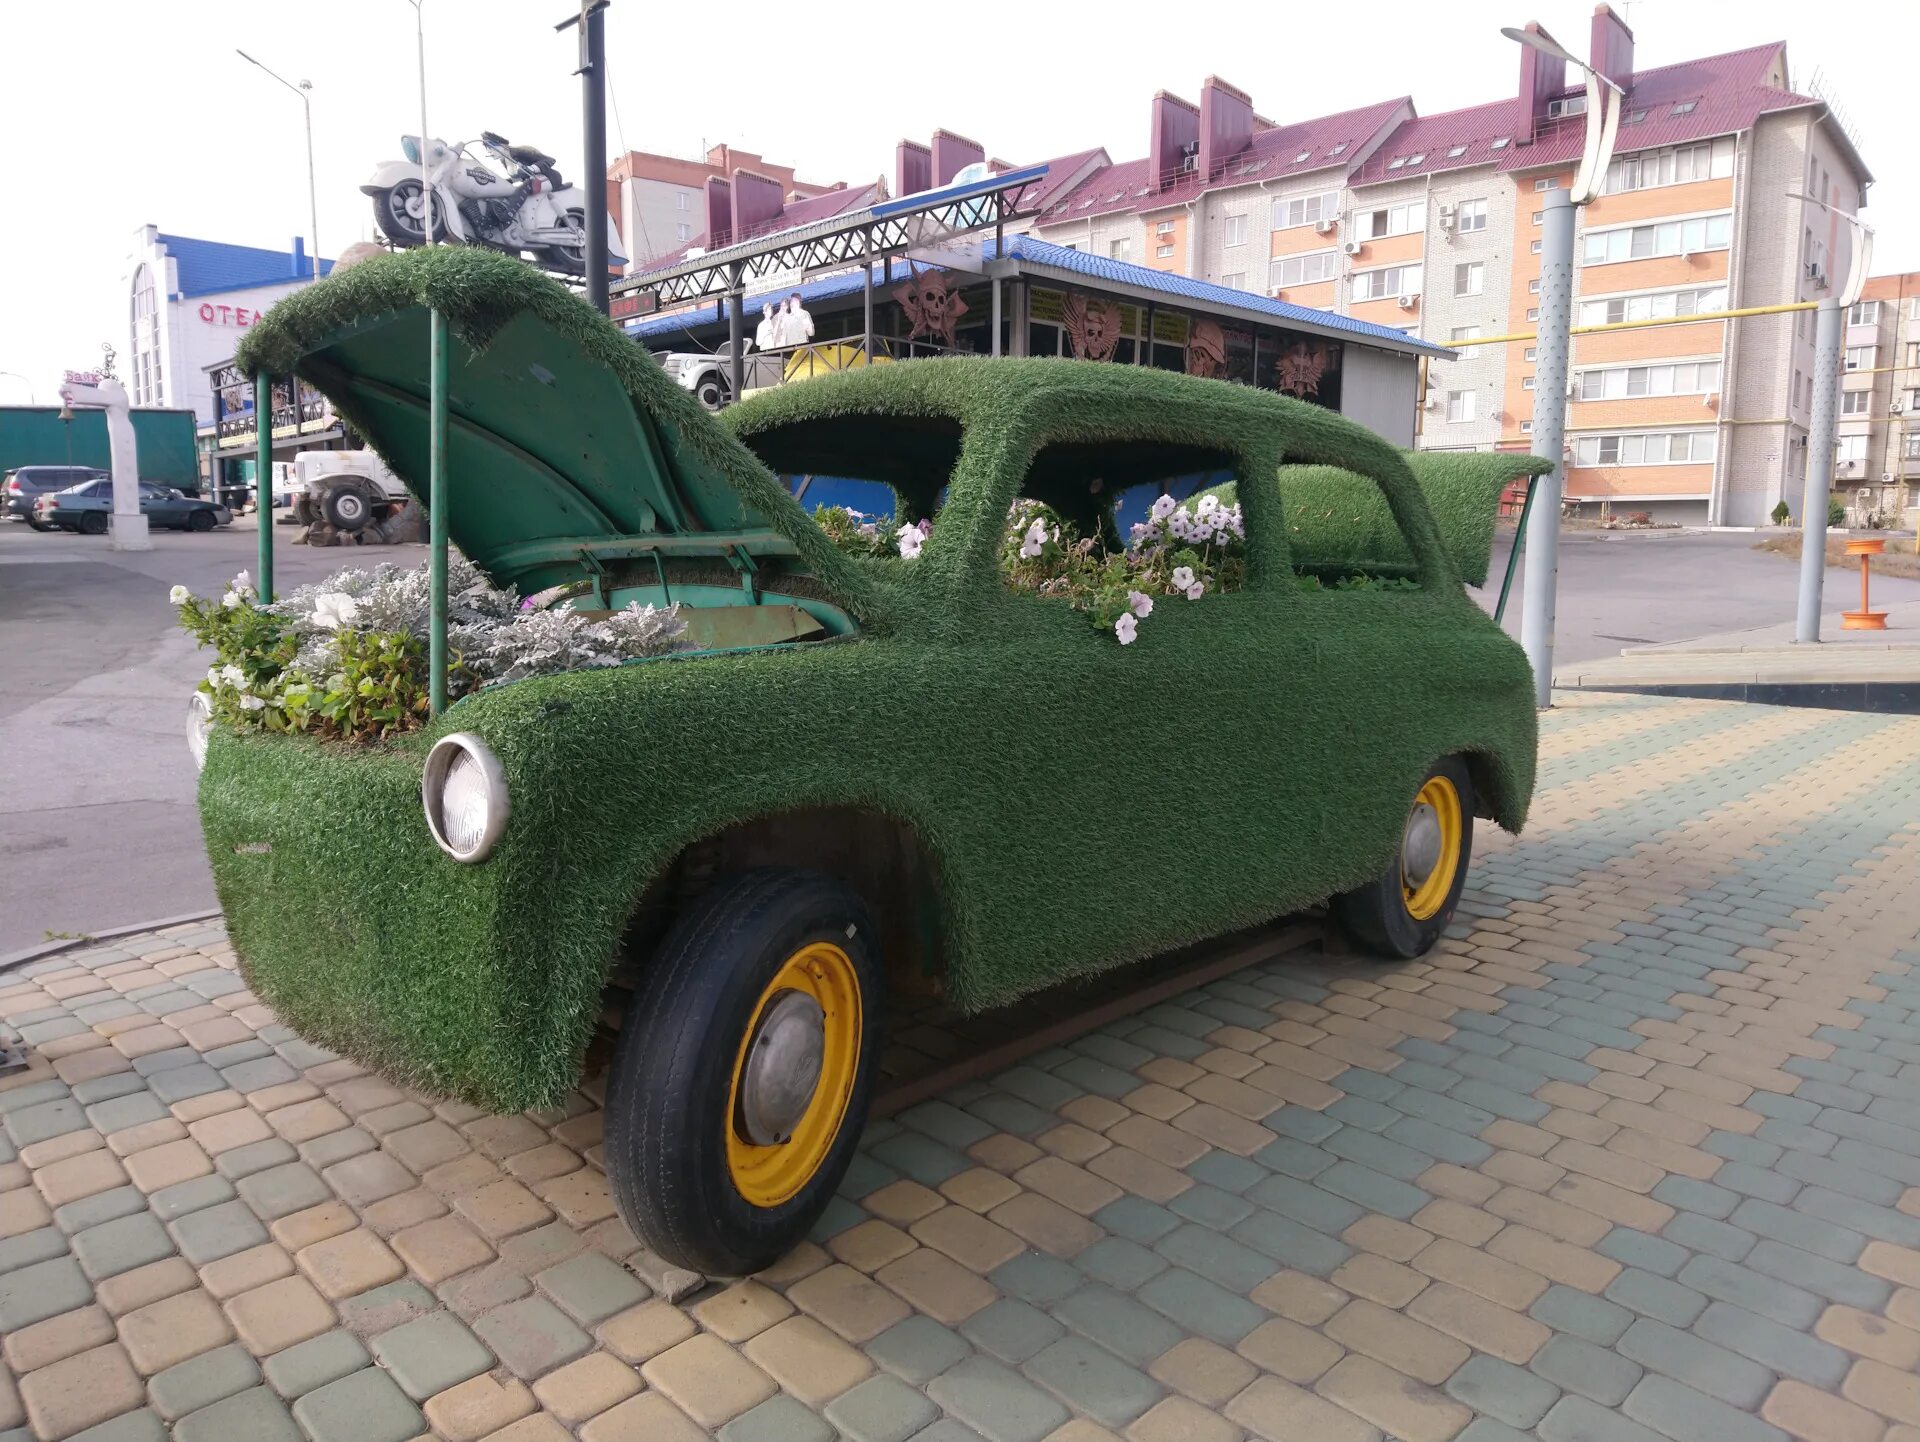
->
[1402, 775, 1464, 922]
[725, 942, 862, 1208]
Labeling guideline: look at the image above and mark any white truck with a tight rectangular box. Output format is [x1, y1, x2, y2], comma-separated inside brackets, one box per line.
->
[274, 450, 418, 539]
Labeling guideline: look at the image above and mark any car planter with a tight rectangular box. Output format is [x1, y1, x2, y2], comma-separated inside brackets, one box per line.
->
[202, 246, 1544, 1275]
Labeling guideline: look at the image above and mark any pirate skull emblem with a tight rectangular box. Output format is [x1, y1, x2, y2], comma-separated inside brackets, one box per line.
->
[894, 264, 969, 347]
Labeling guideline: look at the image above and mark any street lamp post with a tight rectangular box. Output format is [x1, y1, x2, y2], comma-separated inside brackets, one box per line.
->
[1788, 193, 1874, 643]
[236, 51, 321, 282]
[0, 372, 36, 404]
[556, 0, 612, 313]
[1500, 25, 1623, 709]
[406, 1, 433, 246]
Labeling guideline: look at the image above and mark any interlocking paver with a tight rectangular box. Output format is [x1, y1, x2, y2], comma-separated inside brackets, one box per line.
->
[290, 1367, 425, 1442]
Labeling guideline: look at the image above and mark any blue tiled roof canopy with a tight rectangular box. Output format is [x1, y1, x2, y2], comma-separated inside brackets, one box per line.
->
[156, 234, 334, 298]
[626, 234, 1445, 358]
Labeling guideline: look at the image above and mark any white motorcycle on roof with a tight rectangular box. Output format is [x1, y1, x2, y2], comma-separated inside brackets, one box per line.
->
[361, 131, 626, 276]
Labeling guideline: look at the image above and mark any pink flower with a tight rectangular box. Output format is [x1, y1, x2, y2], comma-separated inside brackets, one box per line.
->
[1114, 613, 1138, 645]
[1186, 580, 1205, 600]
[1128, 590, 1153, 619]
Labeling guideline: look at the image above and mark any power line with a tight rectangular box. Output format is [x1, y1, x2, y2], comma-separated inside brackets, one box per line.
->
[604, 54, 654, 265]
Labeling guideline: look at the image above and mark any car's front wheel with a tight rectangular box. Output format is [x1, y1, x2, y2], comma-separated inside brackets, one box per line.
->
[1334, 757, 1475, 960]
[603, 868, 882, 1277]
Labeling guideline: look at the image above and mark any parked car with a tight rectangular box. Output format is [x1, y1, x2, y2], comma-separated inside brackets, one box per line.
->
[35, 478, 231, 534]
[4, 465, 107, 527]
[197, 247, 1543, 1276]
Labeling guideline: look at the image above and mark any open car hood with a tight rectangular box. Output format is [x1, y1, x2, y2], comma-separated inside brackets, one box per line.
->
[234, 248, 872, 609]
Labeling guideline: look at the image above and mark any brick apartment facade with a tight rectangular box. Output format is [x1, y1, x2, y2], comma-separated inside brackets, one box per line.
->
[608, 144, 842, 268]
[1836, 273, 1920, 521]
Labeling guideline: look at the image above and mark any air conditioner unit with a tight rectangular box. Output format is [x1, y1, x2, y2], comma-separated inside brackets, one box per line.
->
[1422, 393, 1443, 409]
[1397, 293, 1420, 310]
[1181, 154, 1198, 174]
[1437, 205, 1456, 231]
[1807, 262, 1828, 288]
[1342, 239, 1365, 256]
[1314, 218, 1339, 235]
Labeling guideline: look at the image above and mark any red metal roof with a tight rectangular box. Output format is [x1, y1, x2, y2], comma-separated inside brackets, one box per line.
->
[1035, 97, 1410, 225]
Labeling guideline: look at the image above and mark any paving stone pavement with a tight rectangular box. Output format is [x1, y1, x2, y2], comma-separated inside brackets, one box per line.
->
[2, 692, 1919, 1442]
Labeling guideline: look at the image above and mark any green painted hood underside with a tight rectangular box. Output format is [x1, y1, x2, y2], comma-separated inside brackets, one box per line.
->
[233, 247, 877, 608]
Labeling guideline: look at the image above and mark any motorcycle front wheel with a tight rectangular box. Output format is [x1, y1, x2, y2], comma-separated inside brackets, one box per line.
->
[544, 209, 588, 276]
[374, 180, 444, 247]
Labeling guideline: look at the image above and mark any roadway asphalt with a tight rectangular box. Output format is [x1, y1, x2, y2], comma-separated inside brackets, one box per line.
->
[3, 519, 1915, 954]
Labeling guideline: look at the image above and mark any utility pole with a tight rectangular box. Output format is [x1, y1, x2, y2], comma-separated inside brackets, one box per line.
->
[558, 0, 611, 313]
[236, 51, 321, 281]
[409, 1, 433, 246]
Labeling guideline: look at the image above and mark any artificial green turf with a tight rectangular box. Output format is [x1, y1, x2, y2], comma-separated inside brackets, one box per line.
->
[204, 249, 1538, 1113]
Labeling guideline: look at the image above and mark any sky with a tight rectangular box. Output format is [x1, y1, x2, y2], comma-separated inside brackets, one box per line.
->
[0, 0, 1908, 403]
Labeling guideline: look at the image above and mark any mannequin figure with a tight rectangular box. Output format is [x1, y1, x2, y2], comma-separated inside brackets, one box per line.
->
[753, 302, 779, 352]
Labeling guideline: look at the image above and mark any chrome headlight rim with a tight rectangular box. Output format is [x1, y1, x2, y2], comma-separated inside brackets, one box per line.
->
[186, 691, 214, 772]
[421, 732, 510, 863]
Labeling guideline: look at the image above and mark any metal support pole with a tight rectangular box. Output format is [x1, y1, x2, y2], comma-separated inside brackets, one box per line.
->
[412, 3, 432, 246]
[300, 89, 320, 280]
[862, 230, 874, 361]
[1521, 188, 1574, 709]
[580, 0, 609, 313]
[254, 374, 273, 600]
[429, 309, 450, 715]
[1494, 480, 1537, 625]
[728, 282, 745, 402]
[1795, 299, 1843, 643]
[990, 277, 1002, 357]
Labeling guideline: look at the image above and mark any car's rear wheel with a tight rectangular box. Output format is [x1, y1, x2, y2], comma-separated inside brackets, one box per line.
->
[26, 519, 51, 532]
[78, 512, 107, 536]
[603, 868, 882, 1277]
[320, 481, 374, 533]
[1334, 757, 1475, 960]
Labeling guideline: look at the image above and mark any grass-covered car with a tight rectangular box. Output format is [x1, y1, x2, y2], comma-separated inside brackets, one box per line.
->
[204, 247, 1544, 1274]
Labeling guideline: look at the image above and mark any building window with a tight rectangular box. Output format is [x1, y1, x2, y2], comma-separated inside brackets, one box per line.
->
[129, 263, 161, 408]
[1356, 201, 1426, 239]
[1531, 240, 1543, 254]
[1909, 342, 1920, 368]
[1602, 138, 1735, 194]
[1446, 390, 1476, 423]
[1454, 262, 1484, 297]
[1910, 298, 1920, 322]
[1534, 177, 1561, 191]
[1905, 434, 1920, 460]
[1841, 390, 1871, 416]
[1457, 198, 1488, 233]
[1581, 213, 1732, 265]
[1523, 376, 1536, 390]
[675, 223, 691, 241]
[1579, 284, 1728, 327]
[1223, 214, 1248, 247]
[1221, 271, 1247, 290]
[1156, 243, 1174, 259]
[1576, 360, 1723, 400]
[1848, 300, 1880, 326]
[1448, 145, 1469, 158]
[1528, 279, 1541, 294]
[1351, 264, 1423, 301]
[675, 192, 690, 211]
[1836, 435, 1868, 463]
[1844, 345, 1875, 371]
[1532, 211, 1543, 224]
[1275, 190, 1339, 230]
[1268, 249, 1339, 289]
[1526, 307, 1540, 321]
[1521, 419, 1533, 432]
[1451, 325, 1483, 356]
[1573, 430, 1718, 466]
[1156, 220, 1176, 236]
[1110, 237, 1132, 262]
[1524, 347, 1537, 361]
[1671, 100, 1699, 116]
[1546, 97, 1586, 119]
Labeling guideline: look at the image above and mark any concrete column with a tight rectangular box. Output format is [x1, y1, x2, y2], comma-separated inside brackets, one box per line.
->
[1521, 189, 1575, 709]
[1795, 299, 1843, 643]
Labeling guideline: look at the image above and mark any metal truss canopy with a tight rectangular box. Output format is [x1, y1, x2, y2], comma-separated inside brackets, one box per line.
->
[611, 164, 1051, 314]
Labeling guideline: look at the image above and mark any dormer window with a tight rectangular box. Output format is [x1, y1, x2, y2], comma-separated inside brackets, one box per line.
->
[1329, 142, 1348, 156]
[1447, 145, 1469, 158]
[1671, 100, 1698, 116]
[1491, 137, 1511, 150]
[1295, 149, 1312, 163]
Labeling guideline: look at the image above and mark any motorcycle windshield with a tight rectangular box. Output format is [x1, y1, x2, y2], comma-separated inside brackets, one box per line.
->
[231, 247, 869, 609]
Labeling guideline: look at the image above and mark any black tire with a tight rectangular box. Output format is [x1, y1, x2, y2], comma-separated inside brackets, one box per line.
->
[604, 868, 884, 1277]
[26, 519, 51, 532]
[290, 494, 316, 527]
[372, 181, 442, 247]
[544, 208, 589, 276]
[78, 511, 107, 536]
[320, 482, 374, 533]
[693, 375, 727, 411]
[187, 509, 216, 532]
[1334, 757, 1476, 960]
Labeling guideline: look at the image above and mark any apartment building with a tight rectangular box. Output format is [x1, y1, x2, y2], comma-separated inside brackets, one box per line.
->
[1835, 273, 1920, 520]
[1016, 4, 1871, 523]
[608, 144, 841, 269]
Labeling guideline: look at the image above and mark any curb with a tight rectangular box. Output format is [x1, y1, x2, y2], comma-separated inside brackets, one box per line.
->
[1557, 680, 1920, 715]
[0, 908, 225, 974]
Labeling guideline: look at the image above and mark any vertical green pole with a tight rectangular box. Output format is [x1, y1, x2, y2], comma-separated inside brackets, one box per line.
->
[1493, 479, 1536, 626]
[429, 308, 449, 716]
[254, 374, 273, 601]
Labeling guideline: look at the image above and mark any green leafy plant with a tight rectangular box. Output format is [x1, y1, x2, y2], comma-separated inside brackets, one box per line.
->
[1770, 500, 1791, 526]
[315, 630, 431, 740]
[1828, 498, 1846, 528]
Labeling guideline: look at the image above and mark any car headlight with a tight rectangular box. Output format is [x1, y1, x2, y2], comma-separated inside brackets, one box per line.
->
[422, 733, 509, 862]
[187, 692, 213, 772]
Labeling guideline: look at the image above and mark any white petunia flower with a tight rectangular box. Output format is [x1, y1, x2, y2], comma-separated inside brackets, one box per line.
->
[238, 694, 266, 712]
[231, 570, 253, 596]
[221, 590, 243, 609]
[206, 666, 222, 687]
[1171, 566, 1196, 591]
[219, 664, 245, 687]
[1128, 590, 1154, 619]
[1150, 494, 1177, 522]
[311, 592, 361, 631]
[1196, 495, 1220, 517]
[896, 524, 924, 559]
[1192, 522, 1215, 543]
[1114, 613, 1138, 645]
[169, 584, 190, 605]
[1187, 580, 1205, 600]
